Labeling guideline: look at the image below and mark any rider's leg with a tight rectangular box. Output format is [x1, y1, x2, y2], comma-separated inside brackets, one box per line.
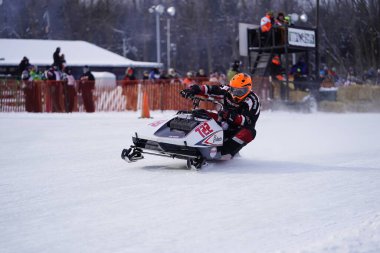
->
[219, 128, 256, 158]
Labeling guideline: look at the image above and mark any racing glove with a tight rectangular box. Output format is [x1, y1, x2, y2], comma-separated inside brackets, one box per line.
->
[180, 85, 201, 98]
[218, 110, 238, 125]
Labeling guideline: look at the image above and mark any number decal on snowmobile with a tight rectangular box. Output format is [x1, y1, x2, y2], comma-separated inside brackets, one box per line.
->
[195, 122, 214, 138]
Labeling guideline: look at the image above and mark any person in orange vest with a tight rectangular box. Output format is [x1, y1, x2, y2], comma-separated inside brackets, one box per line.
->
[183, 71, 195, 87]
[260, 11, 274, 46]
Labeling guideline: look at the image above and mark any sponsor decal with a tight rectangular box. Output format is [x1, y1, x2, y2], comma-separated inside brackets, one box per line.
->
[202, 131, 223, 146]
[148, 120, 167, 127]
[213, 134, 222, 143]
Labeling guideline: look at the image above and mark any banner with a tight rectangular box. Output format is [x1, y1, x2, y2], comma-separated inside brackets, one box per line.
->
[288, 28, 316, 48]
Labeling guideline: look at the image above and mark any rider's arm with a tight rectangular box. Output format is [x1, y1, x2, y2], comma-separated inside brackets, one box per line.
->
[228, 95, 260, 128]
[201, 84, 228, 97]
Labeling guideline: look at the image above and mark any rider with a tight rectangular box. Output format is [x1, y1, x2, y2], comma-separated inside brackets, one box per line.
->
[181, 73, 260, 160]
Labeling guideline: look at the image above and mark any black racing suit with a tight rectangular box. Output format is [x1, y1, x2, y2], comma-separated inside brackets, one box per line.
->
[200, 84, 260, 157]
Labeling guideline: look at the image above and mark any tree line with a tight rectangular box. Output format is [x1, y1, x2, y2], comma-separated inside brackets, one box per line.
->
[1, 0, 379, 78]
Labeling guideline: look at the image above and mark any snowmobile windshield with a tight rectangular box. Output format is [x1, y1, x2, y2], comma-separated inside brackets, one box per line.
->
[229, 87, 249, 97]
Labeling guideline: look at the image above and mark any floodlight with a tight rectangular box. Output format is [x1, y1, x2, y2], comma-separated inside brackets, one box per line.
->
[167, 6, 176, 16]
[300, 13, 308, 23]
[155, 4, 165, 14]
[290, 13, 299, 23]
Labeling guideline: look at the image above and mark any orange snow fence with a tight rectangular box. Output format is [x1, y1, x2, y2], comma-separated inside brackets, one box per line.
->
[0, 77, 271, 112]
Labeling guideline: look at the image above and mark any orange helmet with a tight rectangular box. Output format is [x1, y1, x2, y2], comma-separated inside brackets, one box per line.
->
[229, 73, 252, 102]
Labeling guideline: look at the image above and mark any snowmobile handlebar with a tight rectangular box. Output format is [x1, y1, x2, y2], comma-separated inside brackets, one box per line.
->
[185, 94, 223, 110]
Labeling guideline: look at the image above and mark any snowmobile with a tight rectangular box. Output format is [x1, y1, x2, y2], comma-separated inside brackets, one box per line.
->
[121, 94, 227, 169]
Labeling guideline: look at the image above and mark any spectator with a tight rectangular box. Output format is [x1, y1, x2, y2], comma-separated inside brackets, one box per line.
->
[363, 67, 376, 84]
[328, 67, 339, 84]
[345, 67, 358, 85]
[209, 71, 220, 83]
[227, 60, 241, 81]
[159, 69, 170, 80]
[142, 70, 149, 80]
[60, 54, 67, 71]
[18, 56, 30, 75]
[260, 10, 274, 46]
[275, 12, 287, 26]
[196, 68, 207, 77]
[269, 55, 285, 99]
[78, 65, 95, 113]
[293, 67, 308, 91]
[62, 67, 76, 113]
[124, 67, 136, 81]
[196, 68, 208, 82]
[122, 67, 138, 111]
[320, 70, 335, 88]
[29, 65, 43, 81]
[168, 68, 181, 84]
[218, 73, 227, 85]
[45, 65, 62, 112]
[290, 57, 308, 76]
[377, 68, 380, 85]
[53, 47, 62, 69]
[183, 71, 195, 87]
[168, 68, 178, 79]
[29, 65, 44, 112]
[261, 10, 274, 32]
[21, 65, 33, 112]
[149, 68, 161, 80]
[274, 12, 287, 44]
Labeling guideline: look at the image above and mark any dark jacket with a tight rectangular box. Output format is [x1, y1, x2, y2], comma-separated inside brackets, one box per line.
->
[79, 71, 95, 92]
[201, 85, 260, 130]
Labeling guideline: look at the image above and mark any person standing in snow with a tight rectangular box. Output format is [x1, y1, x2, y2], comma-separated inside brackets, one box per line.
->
[45, 65, 62, 112]
[62, 67, 76, 112]
[78, 65, 95, 113]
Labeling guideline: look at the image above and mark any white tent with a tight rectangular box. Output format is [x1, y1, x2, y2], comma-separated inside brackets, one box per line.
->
[0, 38, 161, 68]
[92, 72, 117, 88]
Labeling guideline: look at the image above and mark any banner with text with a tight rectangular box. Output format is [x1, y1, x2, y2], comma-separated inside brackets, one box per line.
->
[288, 28, 316, 48]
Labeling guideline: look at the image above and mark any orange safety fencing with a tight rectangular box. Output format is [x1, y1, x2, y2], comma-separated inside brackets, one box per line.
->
[0, 78, 270, 112]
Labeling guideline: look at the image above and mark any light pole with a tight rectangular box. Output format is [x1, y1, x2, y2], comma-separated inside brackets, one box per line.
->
[315, 0, 320, 79]
[166, 6, 176, 69]
[149, 4, 164, 63]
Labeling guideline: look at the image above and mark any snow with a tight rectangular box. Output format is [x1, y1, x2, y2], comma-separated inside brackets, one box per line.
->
[1, 111, 380, 253]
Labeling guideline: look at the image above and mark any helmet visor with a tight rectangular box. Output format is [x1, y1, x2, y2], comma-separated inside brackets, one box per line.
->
[230, 86, 250, 98]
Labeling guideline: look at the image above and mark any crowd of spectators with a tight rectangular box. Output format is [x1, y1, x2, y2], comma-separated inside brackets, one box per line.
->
[122, 66, 230, 87]
[16, 43, 380, 113]
[18, 47, 95, 113]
